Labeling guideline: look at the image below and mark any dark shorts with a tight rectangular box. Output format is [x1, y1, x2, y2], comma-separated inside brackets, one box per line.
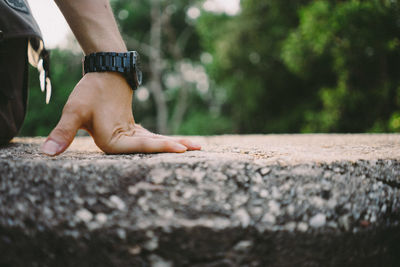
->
[0, 38, 28, 145]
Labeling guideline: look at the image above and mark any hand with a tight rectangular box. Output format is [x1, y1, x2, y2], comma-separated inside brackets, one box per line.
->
[40, 72, 201, 156]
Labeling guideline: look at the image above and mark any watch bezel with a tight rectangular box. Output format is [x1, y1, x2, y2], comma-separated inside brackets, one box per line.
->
[130, 51, 142, 90]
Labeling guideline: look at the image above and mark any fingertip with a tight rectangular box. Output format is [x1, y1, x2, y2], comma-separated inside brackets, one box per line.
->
[190, 142, 202, 150]
[40, 139, 65, 156]
[193, 145, 202, 150]
[172, 143, 187, 153]
[177, 139, 201, 151]
[188, 144, 201, 151]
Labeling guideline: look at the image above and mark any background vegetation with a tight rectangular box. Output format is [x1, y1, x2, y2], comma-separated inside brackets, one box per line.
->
[20, 0, 400, 136]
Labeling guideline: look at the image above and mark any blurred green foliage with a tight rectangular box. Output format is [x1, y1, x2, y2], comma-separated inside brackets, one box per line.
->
[281, 0, 400, 132]
[20, 50, 80, 136]
[20, 0, 400, 136]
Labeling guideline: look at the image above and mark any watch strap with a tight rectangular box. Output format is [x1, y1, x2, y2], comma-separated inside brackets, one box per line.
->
[83, 52, 133, 75]
[83, 51, 142, 90]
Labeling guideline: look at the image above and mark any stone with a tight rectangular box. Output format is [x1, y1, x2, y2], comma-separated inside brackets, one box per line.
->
[144, 236, 159, 251]
[284, 222, 297, 232]
[260, 167, 271, 176]
[233, 208, 251, 227]
[297, 222, 309, 232]
[261, 212, 276, 224]
[95, 213, 107, 224]
[128, 245, 141, 255]
[268, 200, 281, 215]
[310, 213, 327, 228]
[233, 240, 253, 252]
[0, 135, 399, 266]
[148, 254, 172, 267]
[75, 208, 93, 223]
[109, 195, 126, 211]
[310, 196, 325, 208]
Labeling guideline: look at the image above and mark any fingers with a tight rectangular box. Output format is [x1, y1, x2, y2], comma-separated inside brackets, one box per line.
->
[171, 138, 201, 151]
[41, 109, 82, 156]
[132, 125, 201, 151]
[150, 134, 201, 151]
[105, 136, 188, 154]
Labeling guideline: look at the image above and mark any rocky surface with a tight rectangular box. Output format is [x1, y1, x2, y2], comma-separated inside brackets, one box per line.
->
[0, 134, 399, 267]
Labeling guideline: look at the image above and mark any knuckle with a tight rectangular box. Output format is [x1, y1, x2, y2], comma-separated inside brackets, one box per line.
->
[101, 146, 116, 154]
[62, 102, 90, 121]
[51, 127, 73, 142]
[162, 140, 173, 149]
[177, 138, 186, 144]
[97, 141, 116, 154]
[62, 102, 79, 115]
[134, 138, 147, 152]
[97, 137, 117, 154]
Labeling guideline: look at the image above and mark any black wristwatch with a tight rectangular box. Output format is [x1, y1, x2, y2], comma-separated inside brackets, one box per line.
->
[83, 51, 143, 90]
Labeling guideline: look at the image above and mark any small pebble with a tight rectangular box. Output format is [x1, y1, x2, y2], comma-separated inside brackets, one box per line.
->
[233, 208, 251, 227]
[96, 213, 107, 224]
[286, 204, 295, 215]
[261, 213, 276, 224]
[284, 222, 296, 232]
[234, 240, 253, 252]
[360, 220, 370, 227]
[297, 222, 308, 232]
[117, 229, 126, 240]
[381, 204, 387, 213]
[260, 167, 271, 176]
[148, 254, 172, 267]
[309, 213, 326, 228]
[109, 195, 126, 210]
[271, 187, 282, 199]
[144, 237, 159, 251]
[129, 245, 141, 255]
[310, 196, 325, 208]
[339, 215, 351, 231]
[76, 209, 93, 223]
[259, 189, 269, 198]
[268, 200, 280, 215]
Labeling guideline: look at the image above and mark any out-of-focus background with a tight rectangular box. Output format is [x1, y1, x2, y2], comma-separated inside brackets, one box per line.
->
[20, 0, 400, 136]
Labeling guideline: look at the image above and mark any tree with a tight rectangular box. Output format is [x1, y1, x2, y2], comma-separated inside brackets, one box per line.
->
[199, 0, 400, 133]
[197, 0, 314, 133]
[22, 0, 400, 136]
[282, 0, 400, 132]
[112, 0, 204, 134]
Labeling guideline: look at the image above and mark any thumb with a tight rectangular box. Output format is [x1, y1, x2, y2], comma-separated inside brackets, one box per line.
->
[41, 110, 82, 156]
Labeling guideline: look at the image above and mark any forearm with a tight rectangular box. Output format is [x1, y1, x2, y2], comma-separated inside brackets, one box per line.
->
[54, 0, 126, 54]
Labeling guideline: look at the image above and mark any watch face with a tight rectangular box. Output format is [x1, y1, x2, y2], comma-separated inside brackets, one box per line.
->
[132, 51, 143, 87]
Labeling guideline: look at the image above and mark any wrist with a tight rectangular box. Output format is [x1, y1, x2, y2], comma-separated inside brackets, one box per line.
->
[83, 40, 127, 55]
[85, 72, 133, 95]
[55, 0, 127, 55]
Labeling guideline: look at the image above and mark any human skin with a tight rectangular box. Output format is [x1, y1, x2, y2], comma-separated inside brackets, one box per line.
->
[40, 0, 201, 156]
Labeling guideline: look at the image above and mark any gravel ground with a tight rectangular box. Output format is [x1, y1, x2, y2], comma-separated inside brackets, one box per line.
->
[0, 134, 399, 267]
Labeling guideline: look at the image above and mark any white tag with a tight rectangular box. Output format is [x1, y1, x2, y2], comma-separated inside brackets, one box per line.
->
[39, 70, 45, 93]
[45, 77, 52, 104]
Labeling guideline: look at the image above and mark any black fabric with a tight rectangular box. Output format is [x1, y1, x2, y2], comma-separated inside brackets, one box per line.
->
[0, 0, 42, 40]
[0, 38, 28, 144]
[0, 0, 41, 145]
